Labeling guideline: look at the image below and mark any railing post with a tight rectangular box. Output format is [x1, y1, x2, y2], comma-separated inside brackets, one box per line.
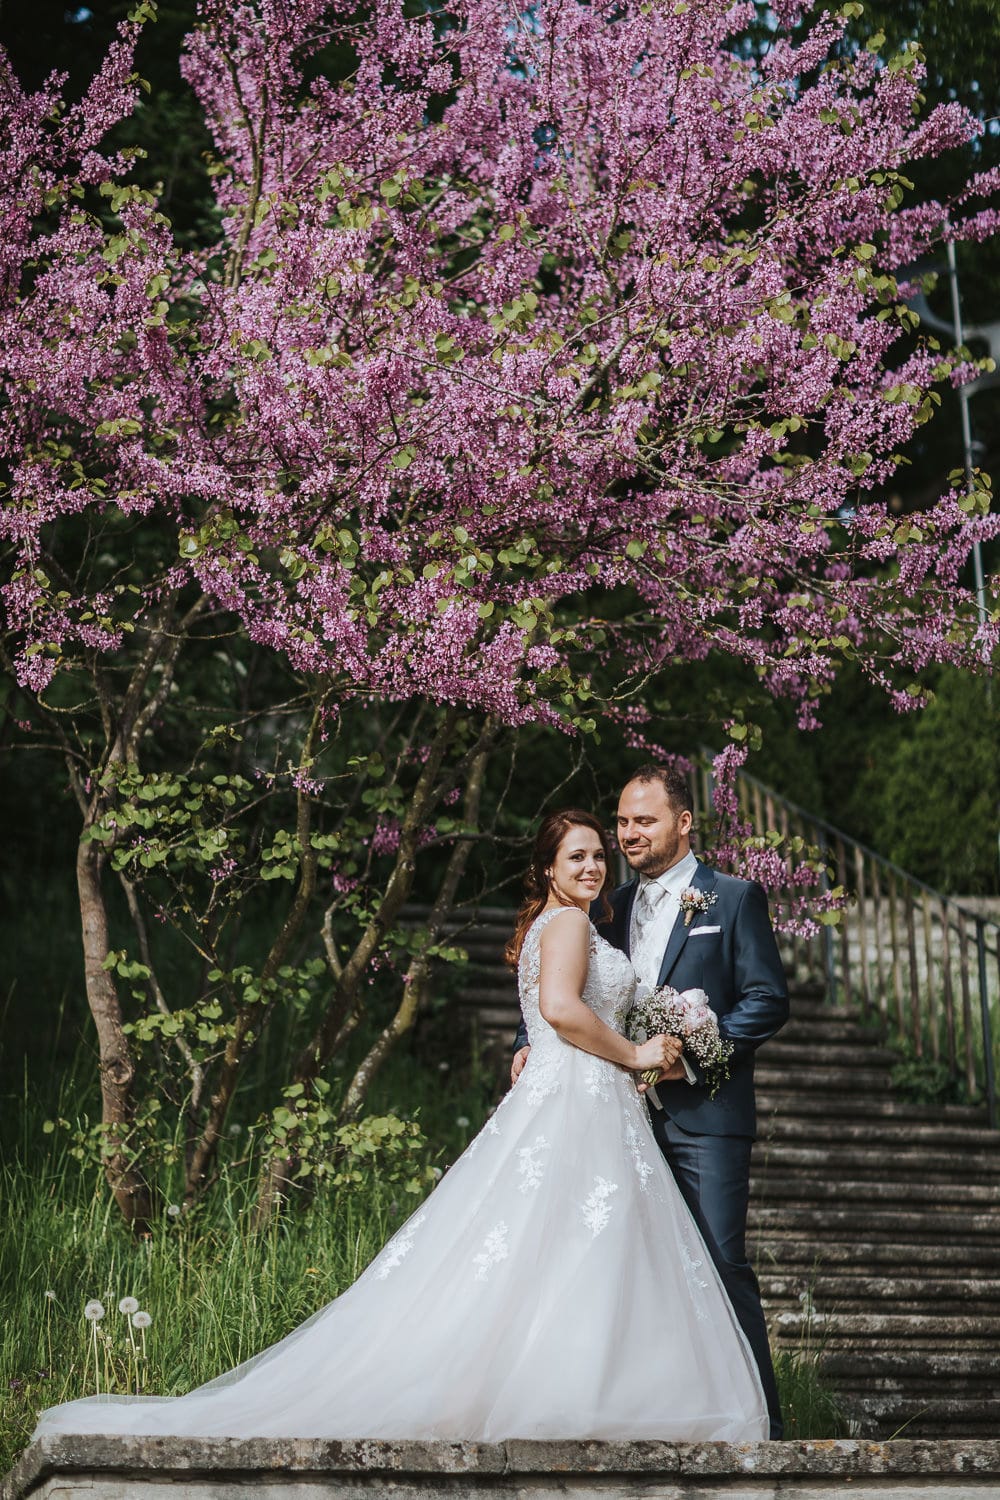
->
[976, 920, 997, 1130]
[922, 893, 939, 1062]
[818, 831, 838, 1005]
[940, 901, 957, 1074]
[854, 846, 872, 1017]
[905, 888, 922, 1058]
[835, 836, 852, 1009]
[957, 911, 977, 1102]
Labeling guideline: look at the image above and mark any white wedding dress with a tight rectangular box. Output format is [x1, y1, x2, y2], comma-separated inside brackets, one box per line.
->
[34, 909, 768, 1443]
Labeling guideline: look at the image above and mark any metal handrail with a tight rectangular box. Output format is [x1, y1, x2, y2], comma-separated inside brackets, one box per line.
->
[690, 761, 1000, 1129]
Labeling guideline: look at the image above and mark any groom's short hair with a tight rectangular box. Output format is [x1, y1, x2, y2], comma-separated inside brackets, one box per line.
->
[627, 764, 693, 817]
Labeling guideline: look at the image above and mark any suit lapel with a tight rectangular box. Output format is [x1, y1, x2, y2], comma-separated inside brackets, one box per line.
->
[656, 860, 717, 986]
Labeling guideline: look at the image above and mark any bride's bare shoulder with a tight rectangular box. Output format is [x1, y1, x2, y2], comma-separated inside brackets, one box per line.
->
[537, 905, 591, 948]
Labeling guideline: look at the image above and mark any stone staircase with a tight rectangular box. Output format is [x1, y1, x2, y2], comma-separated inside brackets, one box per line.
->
[752, 988, 1000, 1439]
[438, 907, 1000, 1440]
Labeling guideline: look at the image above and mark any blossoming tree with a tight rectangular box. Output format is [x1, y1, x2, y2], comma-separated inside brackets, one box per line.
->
[1, 0, 997, 1223]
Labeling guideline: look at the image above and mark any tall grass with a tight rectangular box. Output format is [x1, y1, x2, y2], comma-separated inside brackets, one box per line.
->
[0, 1142, 421, 1469]
[0, 1028, 497, 1471]
[0, 1145, 405, 1468]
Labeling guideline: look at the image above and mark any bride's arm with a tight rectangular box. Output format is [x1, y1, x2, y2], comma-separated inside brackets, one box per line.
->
[538, 908, 680, 1075]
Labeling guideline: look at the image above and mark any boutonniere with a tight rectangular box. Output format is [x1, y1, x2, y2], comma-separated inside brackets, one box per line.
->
[679, 888, 718, 926]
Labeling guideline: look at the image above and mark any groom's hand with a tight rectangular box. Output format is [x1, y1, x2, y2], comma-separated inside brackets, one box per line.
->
[511, 1045, 530, 1086]
[636, 1055, 687, 1091]
[657, 1058, 687, 1081]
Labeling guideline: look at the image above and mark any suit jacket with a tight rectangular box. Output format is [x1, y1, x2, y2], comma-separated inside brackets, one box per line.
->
[513, 860, 789, 1138]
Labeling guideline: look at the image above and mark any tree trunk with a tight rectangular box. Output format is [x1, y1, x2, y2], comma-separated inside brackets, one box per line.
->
[76, 837, 154, 1230]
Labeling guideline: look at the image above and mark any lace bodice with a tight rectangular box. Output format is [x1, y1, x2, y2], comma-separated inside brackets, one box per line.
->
[517, 907, 637, 1044]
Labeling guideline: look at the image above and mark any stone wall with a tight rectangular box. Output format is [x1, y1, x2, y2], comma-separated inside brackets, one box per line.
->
[5, 1437, 1000, 1500]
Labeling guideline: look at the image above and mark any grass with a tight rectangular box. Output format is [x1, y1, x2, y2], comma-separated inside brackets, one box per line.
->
[0, 1014, 499, 1473]
[0, 1109, 429, 1470]
[773, 1348, 849, 1440]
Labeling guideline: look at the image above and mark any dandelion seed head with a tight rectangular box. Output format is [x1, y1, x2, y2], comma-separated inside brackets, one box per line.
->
[455, 1116, 470, 1128]
[437, 1061, 450, 1072]
[83, 1300, 105, 1322]
[131, 1311, 152, 1330]
[44, 1290, 56, 1301]
[165, 1204, 181, 1218]
[118, 1296, 140, 1315]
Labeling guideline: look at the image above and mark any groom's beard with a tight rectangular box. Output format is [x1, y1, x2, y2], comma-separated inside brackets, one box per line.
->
[623, 829, 682, 877]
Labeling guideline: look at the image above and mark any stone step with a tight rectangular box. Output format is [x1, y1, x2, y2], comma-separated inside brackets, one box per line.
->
[471, 1007, 524, 1033]
[752, 1176, 1000, 1208]
[839, 1396, 1000, 1439]
[747, 1204, 1000, 1241]
[785, 997, 860, 1015]
[753, 1235, 1000, 1269]
[755, 1064, 893, 1092]
[775, 1021, 885, 1047]
[761, 1039, 901, 1068]
[752, 1142, 1000, 1182]
[760, 1274, 1000, 1311]
[755, 1091, 989, 1124]
[9, 1433, 1000, 1497]
[771, 1310, 1000, 1348]
[821, 1350, 1000, 1392]
[758, 1114, 1000, 1149]
[456, 982, 519, 1005]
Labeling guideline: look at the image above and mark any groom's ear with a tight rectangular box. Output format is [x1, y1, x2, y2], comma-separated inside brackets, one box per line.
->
[679, 809, 693, 837]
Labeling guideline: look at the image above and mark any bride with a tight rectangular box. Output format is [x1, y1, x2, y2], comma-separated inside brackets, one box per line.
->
[33, 809, 768, 1443]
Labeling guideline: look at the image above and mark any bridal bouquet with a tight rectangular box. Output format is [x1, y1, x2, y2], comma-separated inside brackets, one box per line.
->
[627, 986, 733, 1098]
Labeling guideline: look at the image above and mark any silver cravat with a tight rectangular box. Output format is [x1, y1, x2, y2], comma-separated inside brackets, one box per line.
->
[632, 880, 672, 990]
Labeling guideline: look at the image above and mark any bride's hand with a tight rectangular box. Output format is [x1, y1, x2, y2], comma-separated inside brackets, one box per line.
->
[633, 1033, 682, 1078]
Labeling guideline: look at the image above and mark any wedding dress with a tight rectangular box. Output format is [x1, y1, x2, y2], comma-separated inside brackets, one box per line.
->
[34, 908, 768, 1443]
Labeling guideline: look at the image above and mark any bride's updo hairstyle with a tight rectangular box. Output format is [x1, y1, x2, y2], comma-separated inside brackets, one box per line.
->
[505, 808, 614, 965]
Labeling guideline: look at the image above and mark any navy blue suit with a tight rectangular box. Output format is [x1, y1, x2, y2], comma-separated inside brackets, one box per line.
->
[513, 859, 789, 1437]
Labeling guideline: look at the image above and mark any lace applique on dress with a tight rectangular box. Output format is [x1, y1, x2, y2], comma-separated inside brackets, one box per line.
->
[680, 1237, 711, 1321]
[465, 1098, 507, 1157]
[375, 1211, 427, 1280]
[583, 1054, 615, 1101]
[623, 1112, 655, 1193]
[473, 1222, 510, 1280]
[581, 1177, 619, 1236]
[523, 1039, 566, 1106]
[516, 1135, 550, 1193]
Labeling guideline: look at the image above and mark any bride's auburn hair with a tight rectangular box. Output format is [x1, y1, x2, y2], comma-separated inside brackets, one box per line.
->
[505, 809, 614, 966]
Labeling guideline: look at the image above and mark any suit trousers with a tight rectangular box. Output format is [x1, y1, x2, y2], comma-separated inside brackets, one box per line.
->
[649, 1110, 784, 1440]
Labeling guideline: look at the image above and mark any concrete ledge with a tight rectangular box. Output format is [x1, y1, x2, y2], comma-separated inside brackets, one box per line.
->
[5, 1437, 1000, 1499]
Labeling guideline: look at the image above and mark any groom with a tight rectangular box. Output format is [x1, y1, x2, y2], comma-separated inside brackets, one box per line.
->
[512, 764, 788, 1439]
